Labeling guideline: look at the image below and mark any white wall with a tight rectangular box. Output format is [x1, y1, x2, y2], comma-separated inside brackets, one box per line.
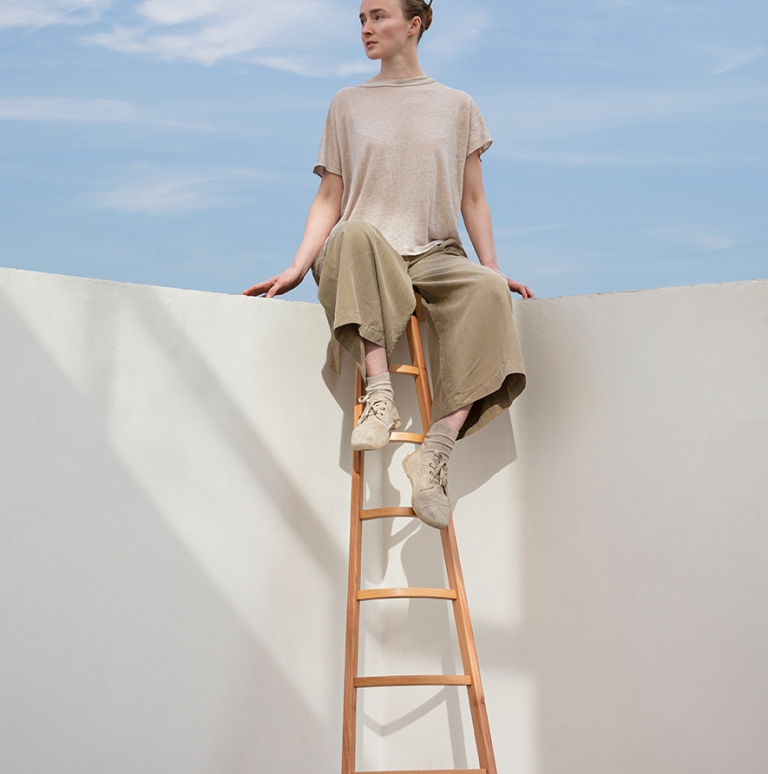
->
[1, 267, 766, 774]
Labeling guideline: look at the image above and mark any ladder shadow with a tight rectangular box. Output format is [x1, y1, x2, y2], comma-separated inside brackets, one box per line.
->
[322, 349, 356, 477]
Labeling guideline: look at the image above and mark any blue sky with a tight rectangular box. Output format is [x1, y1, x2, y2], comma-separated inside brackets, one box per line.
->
[1, 0, 766, 303]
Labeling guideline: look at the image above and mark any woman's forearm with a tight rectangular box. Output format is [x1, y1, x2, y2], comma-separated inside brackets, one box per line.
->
[461, 151, 499, 270]
[292, 171, 344, 277]
[242, 171, 342, 297]
[462, 196, 498, 270]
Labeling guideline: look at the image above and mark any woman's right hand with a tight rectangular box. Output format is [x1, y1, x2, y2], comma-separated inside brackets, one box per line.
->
[242, 264, 306, 298]
[242, 171, 342, 299]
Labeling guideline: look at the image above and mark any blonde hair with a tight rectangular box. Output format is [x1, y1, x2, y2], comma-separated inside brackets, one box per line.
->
[399, 0, 433, 41]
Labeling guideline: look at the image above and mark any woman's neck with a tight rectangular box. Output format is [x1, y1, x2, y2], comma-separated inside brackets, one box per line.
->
[370, 49, 425, 82]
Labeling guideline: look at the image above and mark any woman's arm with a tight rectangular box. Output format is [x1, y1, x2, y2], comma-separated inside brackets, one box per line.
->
[461, 150, 534, 299]
[243, 171, 343, 298]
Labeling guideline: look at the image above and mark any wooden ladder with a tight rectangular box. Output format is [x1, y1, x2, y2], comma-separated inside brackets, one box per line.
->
[342, 296, 497, 774]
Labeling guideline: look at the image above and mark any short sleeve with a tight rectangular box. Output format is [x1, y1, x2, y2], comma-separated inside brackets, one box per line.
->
[467, 98, 492, 158]
[313, 97, 342, 177]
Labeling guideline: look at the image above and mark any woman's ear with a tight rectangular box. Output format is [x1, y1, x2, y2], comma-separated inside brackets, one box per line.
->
[408, 16, 422, 38]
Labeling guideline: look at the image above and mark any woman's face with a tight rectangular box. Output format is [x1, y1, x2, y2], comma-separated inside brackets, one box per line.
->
[359, 0, 419, 61]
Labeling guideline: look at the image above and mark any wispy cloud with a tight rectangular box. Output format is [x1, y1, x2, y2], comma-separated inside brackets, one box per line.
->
[503, 147, 765, 168]
[597, 0, 641, 8]
[0, 96, 213, 130]
[494, 223, 567, 238]
[0, 0, 107, 29]
[595, 1, 688, 17]
[505, 149, 622, 165]
[0, 96, 135, 122]
[485, 85, 768, 144]
[711, 47, 762, 75]
[85, 0, 357, 71]
[421, 6, 487, 63]
[96, 166, 265, 214]
[650, 225, 735, 252]
[2, 0, 486, 75]
[250, 54, 374, 78]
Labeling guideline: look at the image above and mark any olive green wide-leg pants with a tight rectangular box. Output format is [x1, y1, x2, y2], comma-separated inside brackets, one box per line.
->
[314, 220, 526, 439]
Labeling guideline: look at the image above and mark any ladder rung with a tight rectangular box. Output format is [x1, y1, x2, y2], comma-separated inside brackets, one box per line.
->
[389, 431, 424, 444]
[389, 364, 420, 376]
[357, 770, 486, 774]
[355, 675, 472, 687]
[358, 588, 457, 601]
[360, 507, 415, 520]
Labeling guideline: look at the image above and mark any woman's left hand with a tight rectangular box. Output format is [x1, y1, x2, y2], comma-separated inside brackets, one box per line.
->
[507, 278, 535, 298]
[496, 271, 535, 298]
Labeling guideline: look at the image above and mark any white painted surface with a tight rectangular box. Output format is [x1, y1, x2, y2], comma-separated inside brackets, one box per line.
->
[1, 267, 767, 774]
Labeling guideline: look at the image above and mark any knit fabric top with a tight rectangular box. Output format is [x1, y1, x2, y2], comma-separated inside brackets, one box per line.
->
[314, 75, 492, 256]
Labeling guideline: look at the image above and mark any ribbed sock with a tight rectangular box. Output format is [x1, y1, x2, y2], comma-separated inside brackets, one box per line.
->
[366, 372, 394, 402]
[422, 421, 459, 459]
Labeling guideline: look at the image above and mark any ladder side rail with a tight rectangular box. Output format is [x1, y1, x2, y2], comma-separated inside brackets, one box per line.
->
[441, 524, 497, 774]
[342, 367, 366, 774]
[404, 310, 433, 429]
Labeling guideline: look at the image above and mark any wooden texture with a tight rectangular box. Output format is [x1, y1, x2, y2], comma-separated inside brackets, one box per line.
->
[355, 675, 472, 688]
[440, 523, 496, 774]
[357, 770, 486, 774]
[341, 293, 498, 774]
[360, 507, 416, 520]
[414, 293, 426, 321]
[405, 311, 433, 425]
[389, 431, 425, 444]
[389, 364, 420, 376]
[357, 588, 457, 601]
[341, 367, 366, 774]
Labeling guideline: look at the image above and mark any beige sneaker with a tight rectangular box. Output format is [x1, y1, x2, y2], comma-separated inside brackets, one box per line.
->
[351, 392, 402, 451]
[402, 447, 451, 530]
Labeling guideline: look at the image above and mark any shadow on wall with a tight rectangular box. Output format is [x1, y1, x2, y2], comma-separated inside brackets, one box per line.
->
[0, 288, 343, 773]
[136, 286, 349, 579]
[451, 409, 517, 504]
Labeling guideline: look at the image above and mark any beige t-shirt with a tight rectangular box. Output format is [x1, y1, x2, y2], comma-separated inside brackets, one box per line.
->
[314, 75, 492, 256]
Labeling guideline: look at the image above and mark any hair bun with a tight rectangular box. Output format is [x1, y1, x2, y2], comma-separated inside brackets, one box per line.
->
[423, 0, 433, 31]
[401, 0, 433, 38]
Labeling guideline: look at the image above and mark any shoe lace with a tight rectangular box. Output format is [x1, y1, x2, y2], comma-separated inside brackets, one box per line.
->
[357, 392, 390, 423]
[427, 451, 449, 492]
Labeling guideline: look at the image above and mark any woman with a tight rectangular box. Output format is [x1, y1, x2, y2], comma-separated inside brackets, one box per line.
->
[244, 0, 533, 529]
